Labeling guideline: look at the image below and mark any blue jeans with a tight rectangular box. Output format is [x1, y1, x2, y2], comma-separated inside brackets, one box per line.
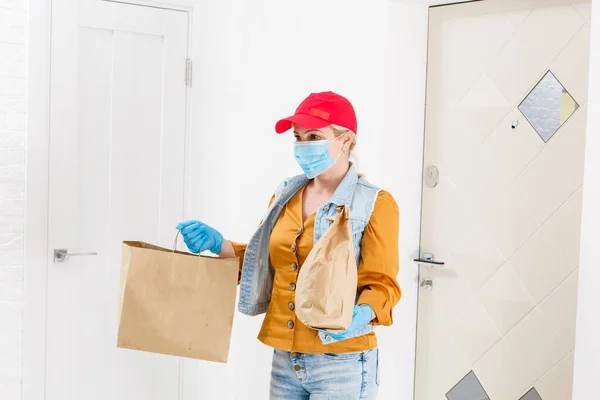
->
[269, 348, 379, 399]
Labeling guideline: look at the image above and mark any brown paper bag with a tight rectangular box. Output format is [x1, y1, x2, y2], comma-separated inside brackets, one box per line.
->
[117, 239, 239, 363]
[295, 205, 357, 331]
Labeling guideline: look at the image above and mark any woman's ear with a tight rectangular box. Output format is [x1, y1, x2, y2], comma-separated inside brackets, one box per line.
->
[344, 131, 355, 147]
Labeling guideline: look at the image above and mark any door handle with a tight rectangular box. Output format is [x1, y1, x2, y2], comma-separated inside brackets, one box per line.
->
[413, 253, 445, 267]
[54, 249, 98, 263]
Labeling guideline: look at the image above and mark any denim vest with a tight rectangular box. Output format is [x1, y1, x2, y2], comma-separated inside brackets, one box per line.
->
[238, 164, 381, 345]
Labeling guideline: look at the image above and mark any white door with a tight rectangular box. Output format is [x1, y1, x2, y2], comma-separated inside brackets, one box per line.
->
[415, 1, 591, 399]
[46, 0, 189, 398]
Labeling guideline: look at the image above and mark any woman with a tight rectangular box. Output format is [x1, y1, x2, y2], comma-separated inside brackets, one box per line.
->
[177, 91, 401, 399]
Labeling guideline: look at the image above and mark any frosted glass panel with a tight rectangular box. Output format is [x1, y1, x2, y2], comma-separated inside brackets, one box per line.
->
[446, 371, 490, 400]
[520, 388, 543, 400]
[518, 71, 579, 142]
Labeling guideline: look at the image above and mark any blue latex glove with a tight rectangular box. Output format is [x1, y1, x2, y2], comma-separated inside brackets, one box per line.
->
[319, 304, 375, 341]
[176, 220, 223, 255]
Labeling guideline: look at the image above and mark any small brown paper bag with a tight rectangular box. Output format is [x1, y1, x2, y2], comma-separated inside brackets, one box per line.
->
[117, 238, 239, 363]
[295, 205, 357, 331]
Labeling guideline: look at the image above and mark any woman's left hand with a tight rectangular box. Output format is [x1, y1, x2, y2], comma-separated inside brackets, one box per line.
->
[319, 304, 374, 341]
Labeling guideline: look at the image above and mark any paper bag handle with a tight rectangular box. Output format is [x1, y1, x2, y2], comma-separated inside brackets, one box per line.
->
[324, 205, 350, 223]
[172, 231, 202, 258]
[173, 231, 181, 253]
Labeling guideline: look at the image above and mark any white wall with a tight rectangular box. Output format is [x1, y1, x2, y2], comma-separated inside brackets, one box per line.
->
[572, 0, 600, 398]
[0, 0, 27, 397]
[187, 1, 428, 398]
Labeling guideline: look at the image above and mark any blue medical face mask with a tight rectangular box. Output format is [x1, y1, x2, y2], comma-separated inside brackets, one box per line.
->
[294, 134, 346, 179]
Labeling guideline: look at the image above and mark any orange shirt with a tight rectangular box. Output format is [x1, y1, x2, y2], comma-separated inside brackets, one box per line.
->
[231, 185, 400, 354]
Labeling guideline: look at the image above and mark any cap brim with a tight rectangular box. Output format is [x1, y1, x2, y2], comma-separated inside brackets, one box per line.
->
[275, 114, 331, 134]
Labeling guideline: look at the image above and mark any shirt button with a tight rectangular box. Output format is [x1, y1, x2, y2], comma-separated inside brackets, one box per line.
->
[296, 227, 303, 235]
[293, 365, 301, 372]
[290, 283, 296, 291]
[291, 352, 299, 359]
[325, 335, 332, 342]
[291, 244, 296, 253]
[288, 302, 295, 311]
[324, 205, 330, 211]
[291, 263, 298, 271]
[287, 320, 295, 329]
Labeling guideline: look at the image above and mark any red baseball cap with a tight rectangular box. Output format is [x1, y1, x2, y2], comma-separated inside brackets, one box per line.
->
[275, 91, 358, 134]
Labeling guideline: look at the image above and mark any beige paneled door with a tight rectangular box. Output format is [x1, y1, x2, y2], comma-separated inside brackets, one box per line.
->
[415, 1, 591, 399]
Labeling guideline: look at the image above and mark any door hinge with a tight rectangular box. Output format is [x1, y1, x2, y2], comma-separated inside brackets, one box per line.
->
[185, 58, 193, 88]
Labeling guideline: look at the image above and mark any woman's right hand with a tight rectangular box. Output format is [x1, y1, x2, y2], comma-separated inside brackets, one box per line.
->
[176, 220, 224, 255]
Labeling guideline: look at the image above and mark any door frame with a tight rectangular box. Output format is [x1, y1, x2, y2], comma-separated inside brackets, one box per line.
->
[23, 0, 194, 398]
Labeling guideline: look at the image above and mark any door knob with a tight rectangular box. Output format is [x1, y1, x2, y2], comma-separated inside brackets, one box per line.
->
[54, 249, 98, 263]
